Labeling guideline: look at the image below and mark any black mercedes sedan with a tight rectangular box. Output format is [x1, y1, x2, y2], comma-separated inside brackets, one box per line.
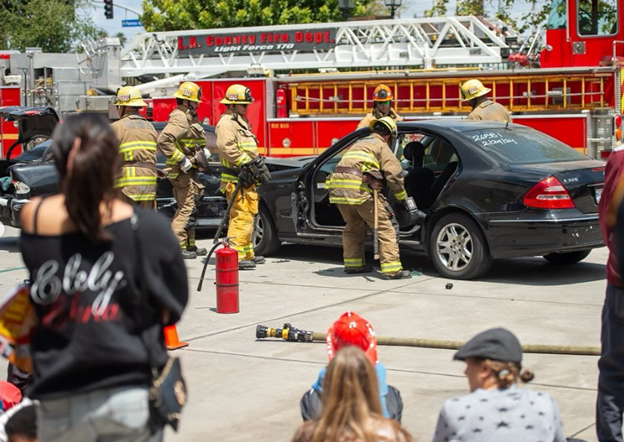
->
[254, 121, 605, 279]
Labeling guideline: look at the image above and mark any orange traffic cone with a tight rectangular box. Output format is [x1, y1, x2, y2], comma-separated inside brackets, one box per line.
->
[164, 325, 189, 350]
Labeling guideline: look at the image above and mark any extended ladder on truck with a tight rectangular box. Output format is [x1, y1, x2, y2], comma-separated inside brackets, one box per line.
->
[119, 16, 517, 78]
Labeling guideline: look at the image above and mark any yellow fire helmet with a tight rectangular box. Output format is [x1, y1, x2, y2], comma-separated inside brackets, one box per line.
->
[460, 79, 492, 101]
[114, 86, 147, 107]
[370, 116, 398, 138]
[220, 84, 254, 105]
[173, 81, 203, 103]
[373, 84, 394, 102]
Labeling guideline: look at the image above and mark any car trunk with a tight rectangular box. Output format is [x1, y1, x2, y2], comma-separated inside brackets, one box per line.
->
[515, 160, 605, 214]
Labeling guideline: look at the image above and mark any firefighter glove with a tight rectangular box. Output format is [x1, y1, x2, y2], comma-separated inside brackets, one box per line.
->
[240, 156, 272, 185]
[179, 156, 193, 173]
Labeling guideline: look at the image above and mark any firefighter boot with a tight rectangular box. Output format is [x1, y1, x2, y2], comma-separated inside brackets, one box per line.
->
[188, 246, 208, 256]
[382, 270, 412, 280]
[252, 256, 266, 264]
[181, 250, 198, 260]
[239, 260, 256, 270]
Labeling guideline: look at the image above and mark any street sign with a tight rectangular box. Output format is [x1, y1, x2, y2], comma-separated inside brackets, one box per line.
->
[122, 19, 142, 27]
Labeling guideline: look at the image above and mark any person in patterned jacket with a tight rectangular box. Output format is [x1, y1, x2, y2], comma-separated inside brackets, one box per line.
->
[432, 328, 565, 442]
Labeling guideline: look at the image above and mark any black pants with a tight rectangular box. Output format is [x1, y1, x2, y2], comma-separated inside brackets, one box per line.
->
[597, 283, 624, 441]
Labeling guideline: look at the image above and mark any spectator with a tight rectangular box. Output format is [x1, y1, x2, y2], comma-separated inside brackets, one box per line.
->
[292, 346, 412, 442]
[432, 328, 565, 442]
[5, 405, 37, 442]
[19, 113, 189, 442]
[597, 146, 624, 442]
[300, 311, 403, 422]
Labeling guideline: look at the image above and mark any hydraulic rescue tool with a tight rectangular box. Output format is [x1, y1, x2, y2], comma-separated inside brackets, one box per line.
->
[255, 323, 600, 356]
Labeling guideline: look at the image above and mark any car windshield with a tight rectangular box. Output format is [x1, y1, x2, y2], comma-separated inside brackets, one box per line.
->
[463, 126, 588, 164]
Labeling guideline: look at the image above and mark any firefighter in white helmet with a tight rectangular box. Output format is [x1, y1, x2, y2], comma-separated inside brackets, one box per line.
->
[461, 79, 512, 122]
[216, 84, 271, 270]
[157, 81, 208, 259]
[327, 116, 411, 280]
[112, 86, 158, 209]
[357, 84, 403, 129]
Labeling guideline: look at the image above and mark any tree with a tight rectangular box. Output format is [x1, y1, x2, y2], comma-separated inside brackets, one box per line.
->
[141, 0, 378, 32]
[115, 31, 127, 47]
[0, 0, 105, 52]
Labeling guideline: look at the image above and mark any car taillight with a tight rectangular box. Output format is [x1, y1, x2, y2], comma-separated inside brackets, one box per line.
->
[523, 176, 575, 209]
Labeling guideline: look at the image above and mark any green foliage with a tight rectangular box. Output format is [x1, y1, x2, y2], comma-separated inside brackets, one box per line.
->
[141, 0, 378, 31]
[0, 0, 104, 52]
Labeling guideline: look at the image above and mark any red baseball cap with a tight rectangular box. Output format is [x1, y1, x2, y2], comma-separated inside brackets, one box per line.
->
[326, 311, 378, 365]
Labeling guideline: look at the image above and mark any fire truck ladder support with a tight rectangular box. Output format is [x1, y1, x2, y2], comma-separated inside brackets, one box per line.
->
[119, 16, 513, 78]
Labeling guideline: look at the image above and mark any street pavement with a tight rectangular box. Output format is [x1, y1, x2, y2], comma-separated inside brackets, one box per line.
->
[0, 225, 607, 441]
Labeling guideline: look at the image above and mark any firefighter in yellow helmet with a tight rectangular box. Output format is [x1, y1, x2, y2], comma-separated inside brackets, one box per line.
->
[216, 84, 271, 270]
[157, 81, 208, 259]
[357, 84, 403, 129]
[112, 86, 158, 209]
[461, 79, 512, 122]
[328, 116, 411, 280]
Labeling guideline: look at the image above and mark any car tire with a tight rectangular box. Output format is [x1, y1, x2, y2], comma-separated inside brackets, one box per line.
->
[253, 205, 280, 256]
[429, 213, 493, 280]
[543, 250, 591, 265]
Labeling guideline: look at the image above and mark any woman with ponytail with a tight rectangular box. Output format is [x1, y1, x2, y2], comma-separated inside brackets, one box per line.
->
[431, 328, 565, 442]
[19, 113, 188, 442]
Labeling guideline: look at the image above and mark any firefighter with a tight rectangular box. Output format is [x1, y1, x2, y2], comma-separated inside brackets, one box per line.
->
[461, 79, 512, 122]
[157, 81, 208, 260]
[216, 84, 271, 270]
[357, 84, 403, 129]
[111, 86, 158, 209]
[328, 116, 411, 280]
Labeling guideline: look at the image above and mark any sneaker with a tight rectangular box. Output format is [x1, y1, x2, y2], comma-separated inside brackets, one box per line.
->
[188, 246, 208, 256]
[181, 250, 197, 260]
[345, 265, 373, 274]
[381, 270, 412, 280]
[239, 260, 256, 270]
[252, 256, 266, 264]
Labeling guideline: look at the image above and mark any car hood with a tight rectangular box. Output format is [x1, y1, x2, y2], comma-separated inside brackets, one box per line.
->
[0, 106, 60, 143]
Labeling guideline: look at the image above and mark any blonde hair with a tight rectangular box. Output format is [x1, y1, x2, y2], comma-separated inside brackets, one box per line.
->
[310, 347, 409, 442]
[483, 359, 535, 388]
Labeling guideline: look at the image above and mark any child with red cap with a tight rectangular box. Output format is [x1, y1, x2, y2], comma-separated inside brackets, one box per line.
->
[299, 311, 403, 422]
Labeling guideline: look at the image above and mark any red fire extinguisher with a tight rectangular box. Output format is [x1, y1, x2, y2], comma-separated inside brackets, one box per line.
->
[215, 241, 239, 314]
[276, 87, 288, 119]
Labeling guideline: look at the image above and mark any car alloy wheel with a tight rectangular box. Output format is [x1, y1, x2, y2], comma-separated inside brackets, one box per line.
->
[252, 214, 264, 248]
[436, 222, 473, 272]
[429, 213, 493, 280]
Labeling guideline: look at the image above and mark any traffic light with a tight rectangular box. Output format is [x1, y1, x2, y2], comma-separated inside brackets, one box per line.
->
[104, 0, 113, 19]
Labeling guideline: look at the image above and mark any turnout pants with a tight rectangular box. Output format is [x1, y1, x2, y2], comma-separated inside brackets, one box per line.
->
[597, 283, 624, 442]
[171, 171, 202, 250]
[225, 181, 259, 261]
[119, 192, 154, 210]
[337, 195, 402, 276]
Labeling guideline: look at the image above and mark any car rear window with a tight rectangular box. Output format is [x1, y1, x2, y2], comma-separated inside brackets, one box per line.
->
[464, 126, 588, 164]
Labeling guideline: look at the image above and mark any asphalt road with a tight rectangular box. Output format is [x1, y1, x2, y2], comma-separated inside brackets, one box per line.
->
[0, 225, 607, 441]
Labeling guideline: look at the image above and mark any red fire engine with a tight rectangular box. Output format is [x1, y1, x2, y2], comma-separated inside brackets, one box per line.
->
[1, 1, 623, 160]
[119, 0, 622, 159]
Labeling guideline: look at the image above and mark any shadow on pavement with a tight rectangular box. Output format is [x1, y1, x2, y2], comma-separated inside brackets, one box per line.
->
[0, 237, 19, 253]
[270, 245, 606, 287]
[480, 257, 605, 286]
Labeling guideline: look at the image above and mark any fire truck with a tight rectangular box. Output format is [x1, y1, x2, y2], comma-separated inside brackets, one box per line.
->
[1, 0, 623, 159]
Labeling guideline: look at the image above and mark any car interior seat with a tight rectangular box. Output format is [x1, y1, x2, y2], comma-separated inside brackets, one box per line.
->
[428, 160, 459, 203]
[403, 141, 435, 209]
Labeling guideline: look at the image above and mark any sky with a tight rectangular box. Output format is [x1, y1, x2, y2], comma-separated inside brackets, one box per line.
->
[83, 0, 539, 42]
